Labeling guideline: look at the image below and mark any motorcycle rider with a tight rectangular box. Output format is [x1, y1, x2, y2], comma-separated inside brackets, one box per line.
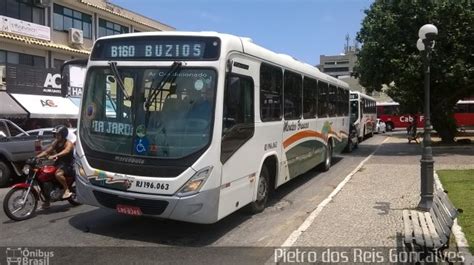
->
[36, 125, 75, 208]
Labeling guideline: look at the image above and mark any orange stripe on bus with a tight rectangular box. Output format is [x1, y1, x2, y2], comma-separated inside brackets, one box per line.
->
[283, 130, 325, 149]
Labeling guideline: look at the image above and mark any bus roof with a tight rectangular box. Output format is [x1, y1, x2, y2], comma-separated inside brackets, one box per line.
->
[93, 31, 350, 90]
[458, 100, 474, 104]
[350, 91, 376, 101]
[376, 101, 400, 106]
[376, 100, 473, 105]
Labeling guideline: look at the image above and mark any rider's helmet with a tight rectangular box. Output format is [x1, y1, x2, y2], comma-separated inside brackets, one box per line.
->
[52, 125, 68, 139]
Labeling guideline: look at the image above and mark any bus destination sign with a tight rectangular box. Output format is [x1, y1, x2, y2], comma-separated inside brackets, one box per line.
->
[91, 36, 221, 61]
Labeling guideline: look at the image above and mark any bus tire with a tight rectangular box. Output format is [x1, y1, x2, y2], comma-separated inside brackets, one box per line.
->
[247, 166, 270, 214]
[0, 160, 12, 188]
[321, 140, 333, 172]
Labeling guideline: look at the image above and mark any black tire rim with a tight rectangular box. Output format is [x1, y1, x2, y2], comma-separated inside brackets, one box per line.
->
[256, 174, 268, 202]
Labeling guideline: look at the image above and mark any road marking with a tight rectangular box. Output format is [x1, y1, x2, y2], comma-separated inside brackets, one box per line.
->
[280, 136, 390, 247]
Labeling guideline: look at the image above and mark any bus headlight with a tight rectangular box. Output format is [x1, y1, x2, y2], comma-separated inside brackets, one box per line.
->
[177, 166, 213, 197]
[22, 165, 31, 175]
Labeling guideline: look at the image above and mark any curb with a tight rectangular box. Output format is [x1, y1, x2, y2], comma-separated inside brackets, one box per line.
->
[434, 171, 474, 264]
[431, 145, 474, 151]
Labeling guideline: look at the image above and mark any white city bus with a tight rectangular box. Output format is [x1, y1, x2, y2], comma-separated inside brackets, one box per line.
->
[68, 32, 351, 223]
[350, 91, 377, 141]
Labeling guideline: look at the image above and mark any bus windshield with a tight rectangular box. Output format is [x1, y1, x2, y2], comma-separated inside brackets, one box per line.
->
[81, 67, 217, 159]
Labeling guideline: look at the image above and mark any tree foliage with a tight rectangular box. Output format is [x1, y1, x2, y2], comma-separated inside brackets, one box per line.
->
[355, 0, 474, 142]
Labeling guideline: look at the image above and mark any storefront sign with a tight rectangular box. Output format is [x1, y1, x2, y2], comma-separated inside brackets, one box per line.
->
[5, 64, 82, 97]
[0, 15, 50, 41]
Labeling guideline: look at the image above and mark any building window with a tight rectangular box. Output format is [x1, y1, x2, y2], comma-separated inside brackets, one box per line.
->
[54, 59, 65, 69]
[324, 61, 335, 65]
[98, 18, 128, 37]
[53, 4, 92, 39]
[325, 67, 350, 73]
[1, 0, 45, 25]
[0, 50, 45, 68]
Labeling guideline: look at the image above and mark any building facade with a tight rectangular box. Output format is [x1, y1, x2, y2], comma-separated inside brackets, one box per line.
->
[0, 0, 174, 129]
[318, 48, 357, 78]
[318, 46, 392, 102]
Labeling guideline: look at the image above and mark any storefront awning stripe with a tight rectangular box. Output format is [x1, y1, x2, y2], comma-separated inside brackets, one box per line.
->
[0, 32, 90, 55]
[10, 93, 79, 119]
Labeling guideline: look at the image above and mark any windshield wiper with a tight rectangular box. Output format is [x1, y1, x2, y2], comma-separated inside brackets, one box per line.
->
[108, 61, 131, 101]
[145, 61, 183, 111]
[144, 61, 183, 129]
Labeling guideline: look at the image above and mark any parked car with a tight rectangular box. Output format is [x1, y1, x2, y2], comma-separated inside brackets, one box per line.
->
[0, 119, 52, 187]
[17, 128, 77, 143]
[376, 118, 386, 134]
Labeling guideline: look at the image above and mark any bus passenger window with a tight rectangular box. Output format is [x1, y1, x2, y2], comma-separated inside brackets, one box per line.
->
[284, 70, 302, 120]
[260, 63, 282, 121]
[318, 81, 329, 117]
[303, 77, 317, 119]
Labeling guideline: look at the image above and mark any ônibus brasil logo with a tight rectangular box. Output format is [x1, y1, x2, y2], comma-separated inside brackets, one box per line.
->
[5, 248, 54, 265]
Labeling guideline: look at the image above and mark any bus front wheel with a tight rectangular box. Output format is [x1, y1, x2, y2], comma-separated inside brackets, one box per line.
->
[247, 166, 270, 214]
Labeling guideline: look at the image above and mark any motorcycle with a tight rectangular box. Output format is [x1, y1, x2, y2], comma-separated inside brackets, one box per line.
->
[3, 157, 80, 221]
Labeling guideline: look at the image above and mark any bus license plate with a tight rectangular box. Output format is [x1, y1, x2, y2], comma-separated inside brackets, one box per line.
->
[116, 204, 142, 216]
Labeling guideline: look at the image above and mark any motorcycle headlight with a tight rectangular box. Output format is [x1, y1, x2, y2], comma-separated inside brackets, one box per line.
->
[176, 166, 213, 197]
[22, 165, 31, 175]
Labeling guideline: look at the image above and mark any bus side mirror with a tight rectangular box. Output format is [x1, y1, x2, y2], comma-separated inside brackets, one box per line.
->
[60, 59, 88, 97]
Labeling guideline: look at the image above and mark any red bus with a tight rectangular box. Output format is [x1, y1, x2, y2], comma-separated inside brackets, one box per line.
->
[376, 100, 474, 131]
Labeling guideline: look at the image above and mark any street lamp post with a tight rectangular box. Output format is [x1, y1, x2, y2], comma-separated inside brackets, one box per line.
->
[416, 24, 438, 211]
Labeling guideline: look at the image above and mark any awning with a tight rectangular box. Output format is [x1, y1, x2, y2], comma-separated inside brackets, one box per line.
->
[10, 93, 79, 119]
[0, 91, 28, 118]
[69, 97, 81, 108]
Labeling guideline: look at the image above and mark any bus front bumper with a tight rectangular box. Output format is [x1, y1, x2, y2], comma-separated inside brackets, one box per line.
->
[76, 176, 220, 224]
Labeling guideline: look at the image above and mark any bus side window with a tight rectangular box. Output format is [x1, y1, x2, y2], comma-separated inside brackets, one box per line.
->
[221, 74, 255, 163]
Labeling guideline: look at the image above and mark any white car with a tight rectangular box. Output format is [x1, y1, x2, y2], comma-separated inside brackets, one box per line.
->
[375, 119, 386, 134]
[17, 128, 77, 143]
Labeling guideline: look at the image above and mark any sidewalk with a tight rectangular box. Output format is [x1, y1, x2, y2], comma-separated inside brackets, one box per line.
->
[291, 136, 473, 254]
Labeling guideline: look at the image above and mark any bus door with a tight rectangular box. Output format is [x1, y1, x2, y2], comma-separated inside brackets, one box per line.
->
[218, 56, 258, 218]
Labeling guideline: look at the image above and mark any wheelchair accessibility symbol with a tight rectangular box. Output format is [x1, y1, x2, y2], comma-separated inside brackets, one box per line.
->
[134, 138, 149, 155]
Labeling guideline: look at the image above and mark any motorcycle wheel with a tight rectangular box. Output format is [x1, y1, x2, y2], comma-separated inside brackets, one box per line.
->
[3, 187, 38, 221]
[67, 182, 81, 206]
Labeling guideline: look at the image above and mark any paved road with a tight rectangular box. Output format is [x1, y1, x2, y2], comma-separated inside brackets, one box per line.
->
[0, 135, 387, 249]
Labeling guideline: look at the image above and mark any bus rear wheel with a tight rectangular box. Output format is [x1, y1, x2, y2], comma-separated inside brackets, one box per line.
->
[320, 140, 333, 172]
[247, 166, 269, 214]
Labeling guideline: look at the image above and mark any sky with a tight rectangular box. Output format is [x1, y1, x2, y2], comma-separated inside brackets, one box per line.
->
[111, 0, 373, 66]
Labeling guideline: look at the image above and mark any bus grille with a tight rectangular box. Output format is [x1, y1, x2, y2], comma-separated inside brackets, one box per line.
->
[92, 190, 169, 215]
